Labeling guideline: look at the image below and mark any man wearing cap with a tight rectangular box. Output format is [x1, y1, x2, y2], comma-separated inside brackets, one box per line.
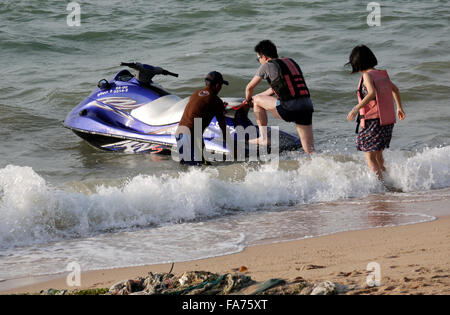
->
[175, 71, 232, 165]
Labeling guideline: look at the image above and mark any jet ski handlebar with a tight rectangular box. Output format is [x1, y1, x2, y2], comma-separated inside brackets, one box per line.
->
[162, 70, 179, 78]
[120, 62, 179, 78]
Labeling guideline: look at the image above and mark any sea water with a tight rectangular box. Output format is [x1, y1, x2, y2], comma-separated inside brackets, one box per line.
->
[0, 0, 449, 282]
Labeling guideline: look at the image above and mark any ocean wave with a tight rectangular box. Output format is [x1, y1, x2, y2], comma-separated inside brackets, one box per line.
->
[1, 146, 449, 249]
[387, 146, 450, 191]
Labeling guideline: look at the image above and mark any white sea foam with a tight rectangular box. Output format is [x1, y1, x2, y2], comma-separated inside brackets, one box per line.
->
[1, 146, 449, 249]
[386, 146, 450, 191]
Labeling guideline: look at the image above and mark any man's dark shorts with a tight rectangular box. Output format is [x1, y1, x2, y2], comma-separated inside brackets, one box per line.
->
[276, 97, 314, 126]
[175, 133, 207, 166]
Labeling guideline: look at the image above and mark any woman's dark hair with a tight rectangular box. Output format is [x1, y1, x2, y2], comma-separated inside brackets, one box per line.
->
[254, 40, 279, 59]
[347, 45, 378, 73]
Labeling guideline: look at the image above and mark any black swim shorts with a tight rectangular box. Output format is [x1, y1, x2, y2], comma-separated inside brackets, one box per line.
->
[276, 97, 314, 126]
[175, 133, 207, 165]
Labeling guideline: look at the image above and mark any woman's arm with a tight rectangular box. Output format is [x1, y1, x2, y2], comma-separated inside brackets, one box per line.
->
[347, 72, 376, 121]
[392, 82, 406, 120]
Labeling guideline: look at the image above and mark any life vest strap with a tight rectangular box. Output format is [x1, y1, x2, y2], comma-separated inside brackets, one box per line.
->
[269, 58, 310, 101]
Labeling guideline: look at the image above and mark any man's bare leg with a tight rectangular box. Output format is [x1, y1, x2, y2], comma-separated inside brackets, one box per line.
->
[249, 95, 280, 145]
[295, 124, 315, 154]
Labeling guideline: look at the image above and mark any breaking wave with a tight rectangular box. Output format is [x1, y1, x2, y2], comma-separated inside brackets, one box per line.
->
[0, 146, 449, 249]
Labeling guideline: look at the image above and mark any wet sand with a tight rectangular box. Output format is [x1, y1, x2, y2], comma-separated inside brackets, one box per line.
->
[1, 196, 449, 295]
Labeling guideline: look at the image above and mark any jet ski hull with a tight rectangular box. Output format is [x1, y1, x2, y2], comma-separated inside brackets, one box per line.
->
[64, 66, 302, 158]
[69, 128, 172, 154]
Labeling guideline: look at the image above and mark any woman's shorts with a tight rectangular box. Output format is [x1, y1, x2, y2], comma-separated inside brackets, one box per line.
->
[276, 97, 314, 126]
[356, 119, 394, 152]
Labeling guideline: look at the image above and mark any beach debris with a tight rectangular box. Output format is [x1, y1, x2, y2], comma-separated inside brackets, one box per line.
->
[252, 277, 350, 295]
[335, 283, 352, 294]
[39, 288, 108, 295]
[178, 273, 190, 286]
[290, 277, 309, 294]
[30, 269, 375, 296]
[310, 281, 337, 295]
[126, 277, 146, 293]
[336, 270, 363, 278]
[299, 286, 314, 295]
[30, 276, 361, 295]
[291, 276, 307, 284]
[40, 288, 59, 295]
[107, 271, 254, 295]
[144, 272, 176, 294]
[109, 280, 127, 295]
[300, 264, 326, 271]
[239, 266, 248, 273]
[251, 278, 286, 295]
[168, 262, 175, 274]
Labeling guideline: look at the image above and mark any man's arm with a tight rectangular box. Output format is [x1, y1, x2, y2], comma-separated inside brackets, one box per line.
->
[215, 102, 234, 156]
[256, 87, 274, 97]
[245, 75, 263, 103]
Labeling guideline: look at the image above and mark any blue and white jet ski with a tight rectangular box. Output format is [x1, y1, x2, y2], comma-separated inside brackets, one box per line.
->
[63, 62, 301, 155]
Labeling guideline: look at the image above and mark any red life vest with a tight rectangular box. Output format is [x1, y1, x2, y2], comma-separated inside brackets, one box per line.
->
[357, 69, 396, 128]
[268, 58, 310, 101]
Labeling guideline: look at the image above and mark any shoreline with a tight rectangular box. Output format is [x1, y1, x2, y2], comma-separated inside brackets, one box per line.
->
[2, 196, 449, 295]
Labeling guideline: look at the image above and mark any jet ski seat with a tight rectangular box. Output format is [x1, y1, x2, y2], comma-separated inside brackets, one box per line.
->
[131, 94, 190, 126]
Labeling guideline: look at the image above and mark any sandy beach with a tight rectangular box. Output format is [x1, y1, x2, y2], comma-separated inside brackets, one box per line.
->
[1, 0, 449, 299]
[1, 196, 449, 295]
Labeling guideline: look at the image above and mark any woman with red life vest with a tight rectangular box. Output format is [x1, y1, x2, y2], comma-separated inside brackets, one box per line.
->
[346, 45, 406, 180]
[245, 40, 315, 154]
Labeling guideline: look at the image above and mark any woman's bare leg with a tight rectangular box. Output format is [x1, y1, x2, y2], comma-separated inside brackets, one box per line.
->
[375, 150, 386, 173]
[365, 151, 383, 180]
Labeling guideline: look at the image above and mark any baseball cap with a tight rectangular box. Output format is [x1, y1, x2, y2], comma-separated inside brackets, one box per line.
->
[205, 71, 229, 86]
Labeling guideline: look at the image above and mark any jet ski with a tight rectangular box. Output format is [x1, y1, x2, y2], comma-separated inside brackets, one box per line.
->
[63, 62, 301, 156]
